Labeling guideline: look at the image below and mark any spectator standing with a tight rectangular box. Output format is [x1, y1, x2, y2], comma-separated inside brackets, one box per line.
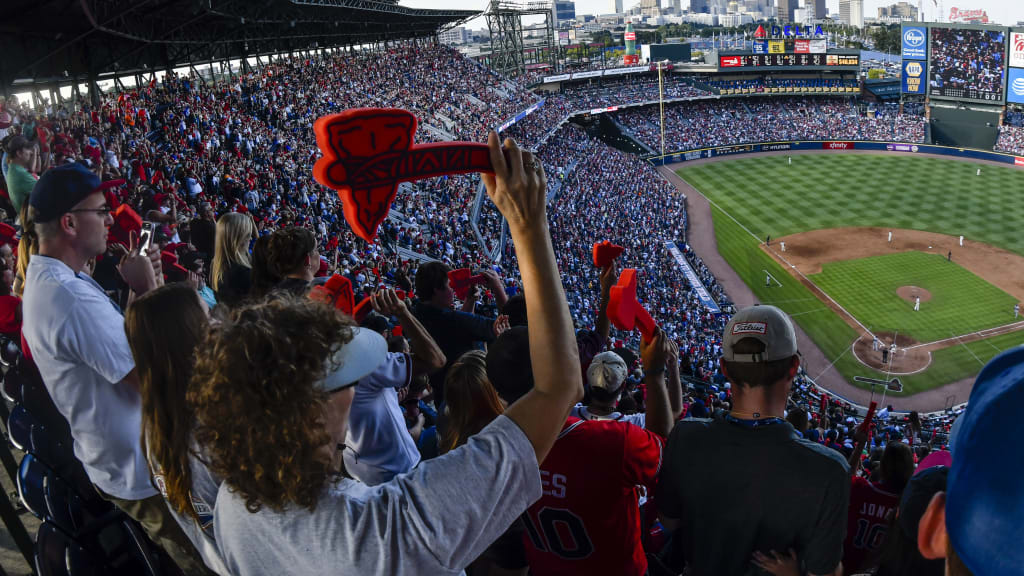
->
[874, 465, 948, 576]
[124, 283, 227, 575]
[843, 441, 914, 573]
[342, 288, 446, 486]
[487, 325, 674, 576]
[191, 134, 583, 576]
[190, 202, 217, 257]
[21, 164, 209, 573]
[658, 305, 849, 576]
[4, 135, 38, 215]
[210, 211, 253, 307]
[413, 262, 506, 406]
[265, 226, 319, 296]
[916, 347, 1024, 576]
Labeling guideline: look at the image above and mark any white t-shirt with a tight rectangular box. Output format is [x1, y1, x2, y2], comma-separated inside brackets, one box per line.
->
[343, 353, 418, 486]
[22, 256, 157, 500]
[149, 440, 231, 576]
[214, 414, 542, 576]
[570, 403, 647, 429]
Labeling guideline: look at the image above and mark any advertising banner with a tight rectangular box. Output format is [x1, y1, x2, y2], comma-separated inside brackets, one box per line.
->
[902, 60, 927, 94]
[542, 73, 571, 83]
[794, 39, 810, 53]
[886, 144, 920, 152]
[809, 39, 827, 54]
[665, 243, 720, 314]
[573, 70, 603, 79]
[762, 143, 792, 151]
[605, 65, 650, 77]
[1008, 67, 1024, 105]
[624, 31, 636, 41]
[768, 40, 785, 54]
[823, 142, 854, 150]
[1011, 32, 1024, 69]
[901, 26, 927, 60]
[719, 56, 742, 68]
[1017, 158, 1024, 166]
[753, 41, 768, 54]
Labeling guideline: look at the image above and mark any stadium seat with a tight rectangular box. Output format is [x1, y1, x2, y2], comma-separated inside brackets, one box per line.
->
[8, 404, 38, 452]
[2, 366, 25, 404]
[35, 521, 77, 576]
[17, 452, 49, 519]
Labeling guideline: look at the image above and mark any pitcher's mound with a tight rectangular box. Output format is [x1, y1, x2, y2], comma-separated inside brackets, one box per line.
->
[852, 331, 931, 375]
[897, 286, 932, 304]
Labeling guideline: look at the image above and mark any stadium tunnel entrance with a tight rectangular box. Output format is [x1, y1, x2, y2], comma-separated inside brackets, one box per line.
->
[572, 114, 651, 156]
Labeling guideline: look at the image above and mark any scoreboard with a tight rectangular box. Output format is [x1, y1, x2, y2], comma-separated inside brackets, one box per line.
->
[719, 53, 860, 68]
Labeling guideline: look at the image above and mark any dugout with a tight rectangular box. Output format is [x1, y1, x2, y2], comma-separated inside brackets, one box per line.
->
[928, 104, 1001, 150]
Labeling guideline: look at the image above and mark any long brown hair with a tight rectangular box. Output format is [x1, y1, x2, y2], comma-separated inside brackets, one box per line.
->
[15, 202, 37, 297]
[441, 350, 505, 454]
[189, 296, 354, 513]
[125, 283, 208, 519]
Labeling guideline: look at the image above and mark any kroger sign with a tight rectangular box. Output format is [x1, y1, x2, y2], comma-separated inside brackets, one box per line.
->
[902, 26, 926, 60]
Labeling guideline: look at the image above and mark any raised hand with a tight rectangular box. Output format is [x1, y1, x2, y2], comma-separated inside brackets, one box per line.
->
[371, 289, 409, 318]
[481, 132, 547, 236]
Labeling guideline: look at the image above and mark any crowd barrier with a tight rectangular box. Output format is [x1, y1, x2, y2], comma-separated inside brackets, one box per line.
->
[647, 140, 1024, 166]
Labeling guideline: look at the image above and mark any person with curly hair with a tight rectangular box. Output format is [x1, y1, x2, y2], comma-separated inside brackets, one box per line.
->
[265, 226, 319, 296]
[191, 133, 582, 575]
[124, 283, 226, 576]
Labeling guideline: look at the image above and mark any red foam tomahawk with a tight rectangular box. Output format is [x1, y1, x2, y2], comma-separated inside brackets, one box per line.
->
[592, 241, 625, 269]
[607, 269, 658, 343]
[313, 108, 496, 242]
[310, 274, 409, 323]
[857, 401, 878, 435]
[448, 268, 487, 301]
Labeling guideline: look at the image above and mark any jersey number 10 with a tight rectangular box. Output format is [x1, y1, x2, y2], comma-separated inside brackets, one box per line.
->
[523, 507, 595, 559]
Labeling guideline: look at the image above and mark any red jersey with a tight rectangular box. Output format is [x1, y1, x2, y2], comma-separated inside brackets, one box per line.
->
[843, 477, 901, 573]
[522, 417, 663, 576]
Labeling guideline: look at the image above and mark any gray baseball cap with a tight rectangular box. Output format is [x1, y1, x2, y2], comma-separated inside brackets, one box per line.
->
[721, 305, 798, 363]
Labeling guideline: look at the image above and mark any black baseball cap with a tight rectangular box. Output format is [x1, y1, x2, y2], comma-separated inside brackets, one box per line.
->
[29, 163, 124, 223]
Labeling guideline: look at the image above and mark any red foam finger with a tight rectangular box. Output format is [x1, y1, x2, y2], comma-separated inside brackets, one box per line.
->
[312, 108, 497, 242]
[607, 269, 659, 343]
[593, 241, 625, 268]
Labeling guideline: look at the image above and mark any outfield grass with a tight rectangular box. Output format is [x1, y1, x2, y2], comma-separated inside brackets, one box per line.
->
[682, 155, 1024, 256]
[810, 252, 1018, 343]
[681, 155, 1024, 396]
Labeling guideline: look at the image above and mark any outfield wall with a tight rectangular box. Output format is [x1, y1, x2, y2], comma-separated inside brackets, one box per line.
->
[647, 141, 1024, 167]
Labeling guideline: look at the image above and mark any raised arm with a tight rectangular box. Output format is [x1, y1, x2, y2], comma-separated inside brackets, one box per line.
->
[595, 261, 617, 344]
[372, 289, 446, 378]
[641, 328, 674, 439]
[483, 133, 582, 463]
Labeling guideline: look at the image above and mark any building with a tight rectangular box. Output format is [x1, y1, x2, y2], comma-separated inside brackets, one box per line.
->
[640, 0, 659, 16]
[668, 0, 682, 15]
[776, 0, 795, 23]
[719, 13, 754, 26]
[554, 0, 575, 24]
[850, 0, 863, 27]
[810, 0, 825, 20]
[609, 0, 623, 14]
[439, 26, 470, 45]
[878, 1, 917, 20]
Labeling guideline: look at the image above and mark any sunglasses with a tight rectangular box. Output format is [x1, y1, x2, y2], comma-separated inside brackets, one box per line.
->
[67, 205, 112, 216]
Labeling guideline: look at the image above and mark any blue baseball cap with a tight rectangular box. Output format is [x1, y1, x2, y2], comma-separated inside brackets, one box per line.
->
[29, 163, 123, 223]
[946, 347, 1024, 576]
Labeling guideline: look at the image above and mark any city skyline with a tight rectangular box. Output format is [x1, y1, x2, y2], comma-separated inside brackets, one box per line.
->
[402, 0, 1024, 30]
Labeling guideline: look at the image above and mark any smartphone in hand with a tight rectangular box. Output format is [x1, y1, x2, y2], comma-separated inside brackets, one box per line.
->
[140, 221, 155, 253]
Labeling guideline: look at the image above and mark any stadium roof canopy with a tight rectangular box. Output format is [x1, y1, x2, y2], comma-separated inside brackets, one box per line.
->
[1, 0, 478, 93]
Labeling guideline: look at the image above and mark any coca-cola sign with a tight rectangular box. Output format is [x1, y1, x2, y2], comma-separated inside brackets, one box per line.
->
[948, 7, 989, 23]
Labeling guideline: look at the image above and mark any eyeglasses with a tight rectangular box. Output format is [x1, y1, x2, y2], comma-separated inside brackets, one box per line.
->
[67, 206, 112, 216]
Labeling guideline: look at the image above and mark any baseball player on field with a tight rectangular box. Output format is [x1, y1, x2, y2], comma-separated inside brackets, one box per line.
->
[914, 296, 920, 311]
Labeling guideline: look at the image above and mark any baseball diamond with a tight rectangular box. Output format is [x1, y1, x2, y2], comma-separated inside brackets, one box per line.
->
[674, 153, 1024, 400]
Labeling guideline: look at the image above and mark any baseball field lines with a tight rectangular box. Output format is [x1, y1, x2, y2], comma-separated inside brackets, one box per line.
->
[680, 154, 1024, 397]
[809, 252, 1018, 344]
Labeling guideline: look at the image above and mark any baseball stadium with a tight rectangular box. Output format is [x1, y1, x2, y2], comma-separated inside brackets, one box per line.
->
[0, 1, 1021, 575]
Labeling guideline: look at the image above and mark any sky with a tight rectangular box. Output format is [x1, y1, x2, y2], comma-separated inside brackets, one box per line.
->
[401, 0, 1024, 31]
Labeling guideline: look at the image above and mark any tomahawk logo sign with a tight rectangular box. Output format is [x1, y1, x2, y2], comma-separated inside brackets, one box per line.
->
[1008, 68, 1024, 105]
[902, 26, 926, 60]
[1010, 32, 1024, 69]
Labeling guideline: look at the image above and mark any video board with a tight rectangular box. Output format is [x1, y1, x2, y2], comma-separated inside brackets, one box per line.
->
[928, 26, 1006, 102]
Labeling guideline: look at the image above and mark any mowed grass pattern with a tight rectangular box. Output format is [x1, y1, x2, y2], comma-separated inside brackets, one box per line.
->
[680, 155, 1024, 396]
[681, 155, 1024, 256]
[810, 252, 1018, 343]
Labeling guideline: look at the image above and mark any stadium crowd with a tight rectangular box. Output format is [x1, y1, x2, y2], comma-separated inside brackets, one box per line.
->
[929, 28, 1006, 99]
[0, 39, 1016, 576]
[615, 97, 926, 152]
